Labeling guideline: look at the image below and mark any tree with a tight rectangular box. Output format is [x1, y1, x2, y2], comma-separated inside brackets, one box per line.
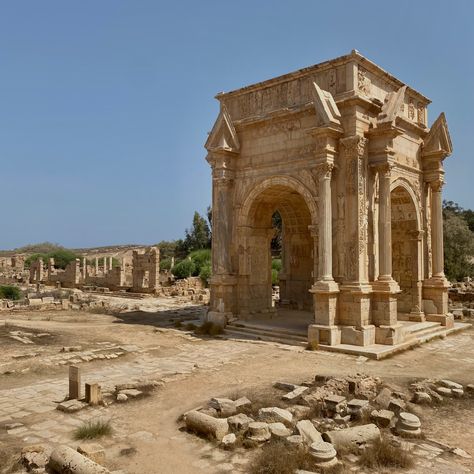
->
[271, 211, 282, 256]
[184, 212, 211, 252]
[443, 206, 474, 280]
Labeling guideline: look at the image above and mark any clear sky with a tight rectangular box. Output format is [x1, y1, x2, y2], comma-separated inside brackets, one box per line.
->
[0, 0, 472, 249]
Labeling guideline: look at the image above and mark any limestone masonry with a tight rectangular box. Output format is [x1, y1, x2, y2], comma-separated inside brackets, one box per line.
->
[205, 50, 454, 348]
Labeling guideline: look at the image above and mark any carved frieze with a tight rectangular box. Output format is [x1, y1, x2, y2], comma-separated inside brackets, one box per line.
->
[357, 66, 371, 96]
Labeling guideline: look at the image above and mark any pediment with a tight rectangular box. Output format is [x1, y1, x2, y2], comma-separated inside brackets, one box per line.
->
[205, 104, 240, 152]
[311, 82, 341, 126]
[378, 85, 406, 124]
[423, 112, 453, 157]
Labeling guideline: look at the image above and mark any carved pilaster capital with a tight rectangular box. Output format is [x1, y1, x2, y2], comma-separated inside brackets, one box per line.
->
[340, 135, 368, 158]
[308, 224, 319, 239]
[316, 162, 335, 181]
[430, 178, 444, 193]
[373, 162, 394, 178]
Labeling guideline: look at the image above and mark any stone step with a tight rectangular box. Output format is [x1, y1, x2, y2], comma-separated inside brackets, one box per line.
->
[229, 321, 307, 339]
[405, 322, 443, 339]
[405, 321, 440, 335]
[224, 327, 307, 347]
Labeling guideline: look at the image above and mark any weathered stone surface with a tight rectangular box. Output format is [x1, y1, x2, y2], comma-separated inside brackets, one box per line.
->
[413, 391, 432, 405]
[288, 405, 311, 420]
[296, 420, 322, 444]
[388, 399, 406, 415]
[184, 410, 229, 441]
[258, 407, 293, 424]
[116, 393, 128, 403]
[268, 422, 292, 438]
[438, 380, 463, 390]
[396, 412, 421, 436]
[309, 441, 338, 466]
[221, 433, 236, 448]
[210, 398, 237, 417]
[77, 443, 106, 465]
[370, 409, 394, 428]
[227, 413, 254, 432]
[323, 424, 381, 449]
[49, 445, 111, 473]
[452, 388, 464, 398]
[436, 387, 453, 397]
[283, 386, 308, 401]
[119, 389, 143, 399]
[285, 435, 304, 446]
[56, 399, 87, 413]
[234, 397, 251, 408]
[374, 387, 392, 408]
[246, 422, 271, 442]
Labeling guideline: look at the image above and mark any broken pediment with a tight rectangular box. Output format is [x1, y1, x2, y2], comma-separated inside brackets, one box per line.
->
[311, 82, 341, 126]
[205, 104, 240, 152]
[422, 112, 453, 158]
[377, 85, 407, 124]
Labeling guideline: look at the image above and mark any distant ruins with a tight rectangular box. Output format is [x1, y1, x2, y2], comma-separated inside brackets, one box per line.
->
[27, 247, 161, 293]
[205, 50, 454, 348]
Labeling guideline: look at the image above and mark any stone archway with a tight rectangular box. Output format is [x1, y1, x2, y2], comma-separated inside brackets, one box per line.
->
[236, 178, 317, 317]
[390, 184, 423, 319]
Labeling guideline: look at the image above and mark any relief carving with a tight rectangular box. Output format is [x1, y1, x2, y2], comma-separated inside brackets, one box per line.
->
[408, 99, 415, 120]
[357, 66, 371, 96]
[328, 68, 337, 95]
[417, 102, 425, 126]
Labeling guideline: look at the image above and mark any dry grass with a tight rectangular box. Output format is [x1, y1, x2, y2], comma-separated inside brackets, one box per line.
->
[73, 419, 113, 440]
[232, 387, 287, 417]
[248, 441, 315, 474]
[306, 340, 319, 351]
[358, 437, 414, 469]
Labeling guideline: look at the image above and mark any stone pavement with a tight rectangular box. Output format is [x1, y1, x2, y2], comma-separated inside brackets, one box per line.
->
[0, 339, 250, 445]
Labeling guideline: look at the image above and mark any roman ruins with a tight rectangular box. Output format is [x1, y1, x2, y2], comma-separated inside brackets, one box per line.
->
[205, 50, 454, 348]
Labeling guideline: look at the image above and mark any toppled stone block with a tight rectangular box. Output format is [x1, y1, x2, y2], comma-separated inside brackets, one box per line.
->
[227, 413, 254, 432]
[184, 410, 229, 441]
[209, 398, 237, 417]
[268, 422, 292, 438]
[221, 433, 236, 448]
[119, 389, 143, 399]
[323, 424, 381, 450]
[77, 443, 105, 465]
[296, 419, 322, 444]
[436, 387, 453, 397]
[234, 396, 251, 408]
[374, 387, 392, 408]
[274, 382, 299, 391]
[258, 407, 293, 424]
[412, 391, 432, 405]
[116, 393, 128, 403]
[246, 422, 271, 442]
[388, 398, 406, 415]
[49, 445, 111, 474]
[438, 380, 463, 390]
[282, 386, 308, 401]
[288, 405, 311, 420]
[286, 435, 304, 447]
[370, 409, 394, 428]
[21, 445, 49, 472]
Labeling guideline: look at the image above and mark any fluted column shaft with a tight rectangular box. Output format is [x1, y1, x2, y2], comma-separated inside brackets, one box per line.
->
[319, 164, 334, 281]
[378, 164, 393, 281]
[431, 181, 444, 278]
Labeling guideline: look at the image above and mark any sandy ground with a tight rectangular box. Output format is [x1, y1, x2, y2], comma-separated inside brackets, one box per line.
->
[0, 298, 473, 473]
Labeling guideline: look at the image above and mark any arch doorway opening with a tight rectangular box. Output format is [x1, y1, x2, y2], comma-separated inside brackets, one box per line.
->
[390, 186, 422, 317]
[238, 184, 315, 319]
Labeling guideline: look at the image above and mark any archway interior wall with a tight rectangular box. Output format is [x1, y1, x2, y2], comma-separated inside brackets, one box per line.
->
[237, 182, 315, 315]
[391, 186, 419, 314]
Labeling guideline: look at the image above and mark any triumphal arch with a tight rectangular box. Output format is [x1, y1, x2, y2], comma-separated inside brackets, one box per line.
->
[205, 50, 454, 349]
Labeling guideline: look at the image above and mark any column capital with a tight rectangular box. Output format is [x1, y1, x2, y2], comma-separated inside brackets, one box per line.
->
[429, 178, 444, 193]
[315, 162, 335, 181]
[372, 161, 394, 177]
[340, 135, 368, 158]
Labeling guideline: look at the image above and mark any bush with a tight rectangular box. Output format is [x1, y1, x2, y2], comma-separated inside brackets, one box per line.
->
[272, 258, 282, 272]
[189, 248, 211, 276]
[195, 322, 223, 336]
[171, 259, 196, 279]
[0, 285, 22, 300]
[25, 249, 78, 270]
[271, 268, 279, 285]
[358, 437, 414, 469]
[160, 257, 173, 271]
[199, 263, 211, 284]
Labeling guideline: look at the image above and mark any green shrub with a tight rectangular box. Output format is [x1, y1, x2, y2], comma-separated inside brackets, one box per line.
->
[189, 248, 211, 276]
[199, 263, 211, 284]
[0, 285, 22, 300]
[272, 258, 282, 272]
[195, 321, 223, 336]
[25, 249, 78, 270]
[171, 259, 196, 279]
[272, 268, 279, 285]
[160, 257, 173, 271]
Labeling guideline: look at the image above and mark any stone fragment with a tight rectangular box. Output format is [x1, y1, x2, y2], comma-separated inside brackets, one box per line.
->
[413, 391, 432, 405]
[370, 409, 394, 428]
[227, 413, 254, 432]
[452, 388, 464, 398]
[268, 422, 292, 438]
[388, 398, 406, 415]
[436, 387, 453, 397]
[184, 410, 229, 441]
[57, 399, 87, 413]
[324, 395, 346, 413]
[285, 435, 304, 446]
[283, 386, 308, 401]
[296, 419, 322, 444]
[221, 433, 237, 448]
[438, 380, 463, 390]
[234, 396, 251, 408]
[246, 422, 271, 442]
[396, 412, 421, 436]
[465, 384, 474, 394]
[274, 382, 299, 391]
[69, 365, 81, 400]
[210, 398, 237, 417]
[49, 445, 110, 473]
[21, 445, 49, 471]
[85, 383, 102, 406]
[77, 443, 106, 465]
[258, 407, 293, 424]
[116, 393, 128, 402]
[310, 441, 338, 467]
[288, 405, 311, 420]
[451, 447, 472, 459]
[375, 387, 392, 408]
[119, 389, 142, 398]
[322, 424, 381, 450]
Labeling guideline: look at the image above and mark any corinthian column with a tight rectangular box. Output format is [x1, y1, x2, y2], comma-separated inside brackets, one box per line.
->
[319, 163, 334, 281]
[377, 163, 394, 281]
[430, 180, 444, 278]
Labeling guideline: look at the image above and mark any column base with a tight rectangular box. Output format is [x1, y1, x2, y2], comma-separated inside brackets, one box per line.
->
[338, 283, 372, 327]
[308, 324, 341, 346]
[408, 309, 426, 322]
[425, 313, 454, 328]
[375, 323, 406, 345]
[340, 324, 375, 346]
[371, 279, 400, 326]
[423, 277, 450, 316]
[310, 280, 339, 327]
[204, 311, 233, 327]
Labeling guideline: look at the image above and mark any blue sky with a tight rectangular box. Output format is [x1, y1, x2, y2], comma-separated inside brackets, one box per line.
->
[0, 0, 472, 249]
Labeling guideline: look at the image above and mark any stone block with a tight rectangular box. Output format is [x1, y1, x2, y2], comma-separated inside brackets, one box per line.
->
[77, 443, 105, 465]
